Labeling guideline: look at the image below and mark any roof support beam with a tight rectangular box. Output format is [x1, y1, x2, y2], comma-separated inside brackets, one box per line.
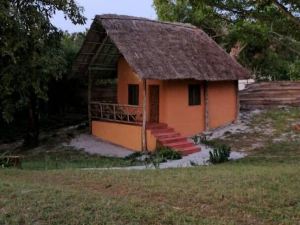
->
[88, 69, 92, 134]
[88, 36, 109, 70]
[235, 80, 240, 123]
[142, 79, 148, 153]
[88, 67, 116, 71]
[204, 81, 209, 131]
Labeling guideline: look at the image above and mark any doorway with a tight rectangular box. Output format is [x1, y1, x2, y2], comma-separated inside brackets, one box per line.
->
[149, 85, 159, 123]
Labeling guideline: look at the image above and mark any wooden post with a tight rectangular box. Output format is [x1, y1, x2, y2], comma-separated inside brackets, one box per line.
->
[204, 81, 209, 131]
[88, 68, 92, 134]
[235, 80, 240, 123]
[142, 79, 147, 152]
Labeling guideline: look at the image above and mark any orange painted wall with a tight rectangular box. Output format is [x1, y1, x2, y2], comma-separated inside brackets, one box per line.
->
[207, 81, 237, 129]
[111, 57, 237, 148]
[92, 121, 157, 151]
[159, 80, 206, 136]
[117, 57, 162, 122]
[117, 57, 205, 136]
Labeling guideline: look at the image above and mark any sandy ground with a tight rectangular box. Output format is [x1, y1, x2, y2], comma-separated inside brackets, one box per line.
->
[128, 145, 245, 170]
[67, 114, 254, 169]
[204, 110, 262, 140]
[65, 134, 133, 158]
[83, 144, 245, 170]
[67, 134, 246, 169]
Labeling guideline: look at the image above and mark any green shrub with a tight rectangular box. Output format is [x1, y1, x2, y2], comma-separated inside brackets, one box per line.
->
[0, 151, 13, 168]
[124, 152, 143, 160]
[124, 152, 144, 165]
[209, 144, 231, 164]
[155, 147, 182, 161]
[124, 147, 182, 168]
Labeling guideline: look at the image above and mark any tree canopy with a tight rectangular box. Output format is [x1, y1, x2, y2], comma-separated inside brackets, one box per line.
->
[0, 0, 86, 145]
[154, 0, 300, 80]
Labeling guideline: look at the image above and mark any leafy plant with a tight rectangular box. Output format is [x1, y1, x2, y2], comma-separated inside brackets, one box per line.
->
[154, 0, 300, 81]
[124, 152, 143, 161]
[0, 0, 86, 147]
[155, 147, 182, 161]
[192, 134, 208, 145]
[0, 151, 12, 168]
[124, 152, 145, 165]
[209, 144, 231, 164]
[125, 147, 182, 168]
[191, 135, 201, 145]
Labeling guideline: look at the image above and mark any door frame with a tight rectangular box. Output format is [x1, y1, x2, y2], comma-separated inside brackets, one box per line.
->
[149, 85, 160, 123]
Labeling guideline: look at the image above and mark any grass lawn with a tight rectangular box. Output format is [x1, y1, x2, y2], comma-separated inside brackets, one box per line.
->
[20, 146, 141, 170]
[0, 108, 300, 224]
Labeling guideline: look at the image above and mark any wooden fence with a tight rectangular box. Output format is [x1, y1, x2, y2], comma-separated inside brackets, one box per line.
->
[91, 102, 143, 124]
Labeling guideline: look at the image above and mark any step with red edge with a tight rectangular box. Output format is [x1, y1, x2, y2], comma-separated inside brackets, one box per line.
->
[148, 122, 201, 156]
[176, 146, 201, 156]
[153, 132, 181, 139]
[166, 141, 195, 149]
[147, 123, 167, 129]
[151, 128, 174, 134]
[158, 136, 187, 144]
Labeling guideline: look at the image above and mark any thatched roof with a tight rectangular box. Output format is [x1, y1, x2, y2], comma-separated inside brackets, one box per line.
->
[73, 14, 251, 80]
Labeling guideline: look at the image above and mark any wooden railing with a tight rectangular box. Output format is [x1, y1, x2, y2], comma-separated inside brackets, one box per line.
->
[91, 102, 143, 124]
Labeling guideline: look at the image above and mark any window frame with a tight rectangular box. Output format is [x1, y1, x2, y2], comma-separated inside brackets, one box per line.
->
[188, 84, 201, 106]
[128, 84, 139, 106]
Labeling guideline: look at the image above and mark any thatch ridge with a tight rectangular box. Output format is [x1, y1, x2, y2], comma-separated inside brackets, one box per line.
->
[74, 14, 251, 81]
[97, 14, 198, 30]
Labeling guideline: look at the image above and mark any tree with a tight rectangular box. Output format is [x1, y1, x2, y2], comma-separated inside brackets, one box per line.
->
[47, 32, 86, 115]
[0, 0, 86, 146]
[153, 0, 300, 80]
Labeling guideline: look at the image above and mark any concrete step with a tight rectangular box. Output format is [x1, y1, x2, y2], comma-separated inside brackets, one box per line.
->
[146, 123, 167, 129]
[153, 132, 181, 139]
[151, 128, 174, 134]
[166, 141, 195, 149]
[147, 122, 201, 156]
[158, 136, 187, 144]
[176, 146, 201, 156]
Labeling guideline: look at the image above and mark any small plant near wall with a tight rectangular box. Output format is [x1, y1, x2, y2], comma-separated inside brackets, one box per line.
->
[124, 147, 182, 168]
[149, 147, 182, 168]
[191, 135, 201, 145]
[124, 152, 145, 165]
[192, 134, 210, 145]
[0, 152, 11, 168]
[155, 146, 182, 161]
[209, 144, 231, 164]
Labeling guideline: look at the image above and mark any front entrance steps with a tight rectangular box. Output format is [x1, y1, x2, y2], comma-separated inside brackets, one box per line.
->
[147, 123, 201, 156]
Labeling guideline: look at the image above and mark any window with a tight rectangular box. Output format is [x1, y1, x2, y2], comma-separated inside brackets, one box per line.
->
[128, 84, 139, 105]
[188, 84, 201, 106]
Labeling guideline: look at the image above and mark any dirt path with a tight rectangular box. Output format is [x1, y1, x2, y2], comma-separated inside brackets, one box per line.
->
[65, 134, 133, 158]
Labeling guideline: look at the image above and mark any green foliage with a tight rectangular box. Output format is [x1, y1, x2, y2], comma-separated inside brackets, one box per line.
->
[0, 151, 11, 168]
[0, 0, 86, 145]
[192, 134, 208, 145]
[125, 147, 182, 168]
[209, 144, 231, 164]
[124, 152, 143, 161]
[146, 147, 182, 168]
[155, 146, 182, 161]
[288, 60, 300, 80]
[154, 0, 300, 81]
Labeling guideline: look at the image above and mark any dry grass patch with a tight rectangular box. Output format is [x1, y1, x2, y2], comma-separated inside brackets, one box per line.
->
[1, 162, 300, 225]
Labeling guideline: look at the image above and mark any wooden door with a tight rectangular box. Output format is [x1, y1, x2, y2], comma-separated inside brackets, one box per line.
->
[149, 85, 159, 123]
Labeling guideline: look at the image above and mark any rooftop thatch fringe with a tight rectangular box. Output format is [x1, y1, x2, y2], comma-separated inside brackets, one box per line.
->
[73, 14, 251, 81]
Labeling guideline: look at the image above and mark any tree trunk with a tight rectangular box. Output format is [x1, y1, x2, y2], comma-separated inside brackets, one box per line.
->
[24, 92, 39, 147]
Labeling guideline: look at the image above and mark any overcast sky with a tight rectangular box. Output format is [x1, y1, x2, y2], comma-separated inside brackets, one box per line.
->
[52, 0, 157, 32]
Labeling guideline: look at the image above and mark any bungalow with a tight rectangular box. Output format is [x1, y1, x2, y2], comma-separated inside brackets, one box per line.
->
[73, 15, 250, 155]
